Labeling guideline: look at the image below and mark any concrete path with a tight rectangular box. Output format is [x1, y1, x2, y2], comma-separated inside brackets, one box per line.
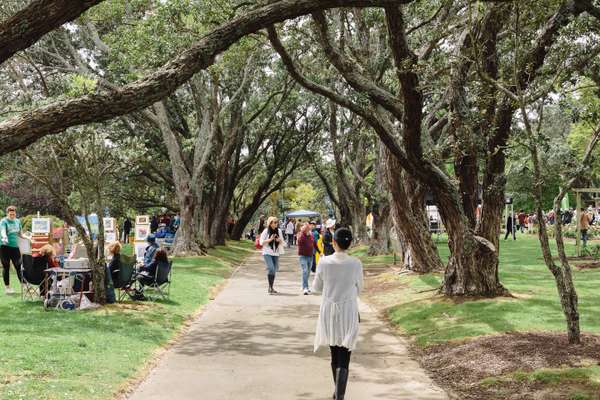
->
[128, 250, 447, 400]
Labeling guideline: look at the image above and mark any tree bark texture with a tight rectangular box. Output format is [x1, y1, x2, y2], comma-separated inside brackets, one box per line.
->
[153, 102, 204, 255]
[0, 0, 105, 66]
[524, 111, 600, 344]
[329, 101, 369, 242]
[384, 148, 443, 273]
[367, 205, 392, 256]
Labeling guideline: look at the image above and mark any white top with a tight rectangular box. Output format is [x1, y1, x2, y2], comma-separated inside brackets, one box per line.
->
[259, 228, 284, 256]
[285, 221, 294, 234]
[312, 252, 364, 352]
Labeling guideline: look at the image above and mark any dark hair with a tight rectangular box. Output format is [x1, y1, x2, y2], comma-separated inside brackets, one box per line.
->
[333, 227, 353, 250]
[154, 249, 169, 263]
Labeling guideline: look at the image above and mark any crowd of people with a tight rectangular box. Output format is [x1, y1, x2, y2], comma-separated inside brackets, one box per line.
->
[256, 214, 362, 399]
[107, 234, 170, 302]
[0, 205, 171, 303]
[503, 207, 598, 246]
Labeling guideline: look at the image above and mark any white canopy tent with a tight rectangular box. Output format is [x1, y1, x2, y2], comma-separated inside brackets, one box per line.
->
[285, 210, 321, 218]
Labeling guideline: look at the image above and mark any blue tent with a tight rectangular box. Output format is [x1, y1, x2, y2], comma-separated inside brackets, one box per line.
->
[285, 210, 320, 218]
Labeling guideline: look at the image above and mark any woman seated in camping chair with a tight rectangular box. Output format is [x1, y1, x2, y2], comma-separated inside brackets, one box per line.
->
[137, 249, 169, 288]
[37, 244, 59, 297]
[107, 241, 122, 284]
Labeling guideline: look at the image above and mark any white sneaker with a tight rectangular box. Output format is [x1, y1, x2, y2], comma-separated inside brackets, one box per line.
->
[303, 289, 309, 295]
[5, 286, 14, 294]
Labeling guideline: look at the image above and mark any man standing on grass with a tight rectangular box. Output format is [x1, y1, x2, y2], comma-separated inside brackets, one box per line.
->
[518, 210, 526, 233]
[580, 208, 592, 248]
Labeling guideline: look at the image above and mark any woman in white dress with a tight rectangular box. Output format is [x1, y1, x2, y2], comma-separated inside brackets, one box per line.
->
[312, 227, 363, 400]
[259, 216, 284, 294]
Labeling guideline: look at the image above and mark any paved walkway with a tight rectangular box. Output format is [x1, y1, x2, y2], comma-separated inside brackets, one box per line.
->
[128, 250, 447, 400]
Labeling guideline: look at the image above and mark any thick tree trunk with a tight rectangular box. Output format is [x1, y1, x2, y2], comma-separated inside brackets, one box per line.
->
[367, 205, 391, 256]
[172, 190, 203, 256]
[210, 207, 229, 246]
[349, 204, 368, 243]
[415, 162, 503, 295]
[384, 149, 443, 273]
[440, 211, 500, 295]
[336, 181, 353, 227]
[231, 196, 265, 241]
[154, 102, 204, 256]
[231, 213, 252, 241]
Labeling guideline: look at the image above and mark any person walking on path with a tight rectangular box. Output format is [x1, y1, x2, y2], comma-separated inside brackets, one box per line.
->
[260, 216, 284, 294]
[285, 218, 295, 248]
[297, 222, 315, 295]
[0, 205, 24, 294]
[312, 227, 364, 400]
[322, 220, 336, 256]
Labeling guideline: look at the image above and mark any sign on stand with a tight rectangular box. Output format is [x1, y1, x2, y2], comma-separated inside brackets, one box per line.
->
[134, 215, 150, 262]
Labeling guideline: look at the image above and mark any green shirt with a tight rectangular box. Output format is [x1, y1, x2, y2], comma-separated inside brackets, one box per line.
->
[0, 218, 21, 248]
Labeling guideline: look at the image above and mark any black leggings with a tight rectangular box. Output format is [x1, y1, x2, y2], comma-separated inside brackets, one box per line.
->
[330, 346, 352, 369]
[1, 245, 22, 286]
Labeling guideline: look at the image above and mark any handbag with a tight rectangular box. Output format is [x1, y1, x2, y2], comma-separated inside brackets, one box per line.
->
[255, 237, 262, 250]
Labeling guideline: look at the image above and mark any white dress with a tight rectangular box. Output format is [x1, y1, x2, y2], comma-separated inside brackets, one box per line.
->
[312, 252, 364, 352]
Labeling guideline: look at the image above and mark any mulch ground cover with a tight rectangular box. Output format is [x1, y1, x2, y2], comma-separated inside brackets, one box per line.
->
[417, 332, 600, 399]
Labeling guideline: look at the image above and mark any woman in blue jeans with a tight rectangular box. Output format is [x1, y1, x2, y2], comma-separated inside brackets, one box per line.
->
[259, 216, 284, 294]
[297, 222, 315, 295]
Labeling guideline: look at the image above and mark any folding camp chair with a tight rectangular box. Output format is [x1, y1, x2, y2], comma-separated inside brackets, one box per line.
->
[142, 260, 172, 301]
[20, 255, 46, 301]
[112, 254, 137, 302]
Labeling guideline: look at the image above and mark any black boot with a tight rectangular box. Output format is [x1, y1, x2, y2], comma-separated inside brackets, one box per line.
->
[335, 368, 348, 400]
[267, 274, 274, 294]
[331, 363, 337, 399]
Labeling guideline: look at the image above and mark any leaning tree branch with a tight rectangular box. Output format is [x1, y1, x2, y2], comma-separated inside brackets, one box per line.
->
[311, 11, 405, 122]
[0, 0, 414, 156]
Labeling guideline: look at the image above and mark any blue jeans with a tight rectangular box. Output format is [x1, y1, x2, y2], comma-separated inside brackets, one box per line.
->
[263, 255, 279, 276]
[299, 256, 313, 290]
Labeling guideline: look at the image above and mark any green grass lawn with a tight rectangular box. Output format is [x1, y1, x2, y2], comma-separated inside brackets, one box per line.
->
[357, 234, 600, 399]
[377, 236, 600, 347]
[0, 240, 255, 400]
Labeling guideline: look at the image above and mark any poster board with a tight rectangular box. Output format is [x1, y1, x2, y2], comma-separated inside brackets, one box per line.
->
[136, 215, 149, 225]
[31, 218, 51, 234]
[105, 231, 117, 242]
[103, 218, 115, 232]
[135, 225, 149, 241]
[76, 214, 99, 235]
[18, 236, 32, 255]
[134, 242, 147, 261]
